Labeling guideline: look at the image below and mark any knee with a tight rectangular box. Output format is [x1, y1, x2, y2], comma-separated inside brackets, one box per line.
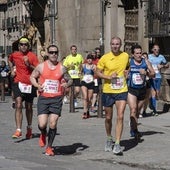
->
[117, 114, 124, 121]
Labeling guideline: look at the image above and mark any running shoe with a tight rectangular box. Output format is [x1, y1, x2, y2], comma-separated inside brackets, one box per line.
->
[12, 130, 22, 139]
[39, 134, 46, 147]
[26, 127, 32, 139]
[113, 144, 123, 155]
[45, 147, 54, 156]
[104, 139, 114, 152]
[152, 111, 158, 116]
[82, 113, 87, 119]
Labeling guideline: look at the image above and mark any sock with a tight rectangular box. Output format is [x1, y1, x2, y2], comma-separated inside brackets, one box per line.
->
[17, 128, 21, 132]
[115, 140, 120, 145]
[27, 125, 32, 129]
[48, 128, 56, 147]
[107, 136, 112, 140]
[151, 97, 156, 112]
[38, 125, 47, 135]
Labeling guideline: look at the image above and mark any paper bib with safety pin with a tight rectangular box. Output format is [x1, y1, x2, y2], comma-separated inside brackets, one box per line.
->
[111, 77, 124, 89]
[82, 74, 94, 83]
[43, 79, 59, 93]
[18, 82, 32, 93]
[132, 73, 144, 85]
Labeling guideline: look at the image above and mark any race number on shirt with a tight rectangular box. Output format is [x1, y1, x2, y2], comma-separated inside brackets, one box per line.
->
[43, 79, 59, 93]
[82, 74, 94, 83]
[69, 70, 78, 77]
[111, 77, 124, 89]
[132, 73, 144, 85]
[18, 82, 32, 93]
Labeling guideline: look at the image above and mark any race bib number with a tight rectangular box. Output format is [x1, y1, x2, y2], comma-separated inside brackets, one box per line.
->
[82, 74, 94, 83]
[111, 77, 124, 89]
[1, 71, 7, 77]
[69, 70, 78, 77]
[132, 73, 144, 85]
[18, 82, 32, 93]
[43, 79, 59, 93]
[152, 64, 159, 74]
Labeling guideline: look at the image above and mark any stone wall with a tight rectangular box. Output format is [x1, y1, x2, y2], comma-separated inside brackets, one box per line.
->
[56, 0, 101, 58]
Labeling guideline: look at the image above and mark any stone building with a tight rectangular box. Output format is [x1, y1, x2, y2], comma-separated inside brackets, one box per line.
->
[0, 0, 149, 59]
[0, 0, 164, 59]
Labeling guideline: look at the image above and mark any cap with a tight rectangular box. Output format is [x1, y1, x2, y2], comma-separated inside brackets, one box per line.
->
[19, 37, 29, 43]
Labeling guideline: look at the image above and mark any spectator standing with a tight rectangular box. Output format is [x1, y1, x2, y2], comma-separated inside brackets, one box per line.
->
[30, 45, 73, 156]
[8, 37, 39, 139]
[96, 37, 129, 155]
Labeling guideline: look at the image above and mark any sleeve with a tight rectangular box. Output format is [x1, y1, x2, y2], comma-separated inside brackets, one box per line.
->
[161, 55, 167, 64]
[31, 53, 39, 67]
[97, 56, 105, 70]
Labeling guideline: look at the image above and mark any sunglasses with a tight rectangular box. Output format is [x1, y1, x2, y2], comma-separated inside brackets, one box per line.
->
[153, 49, 160, 51]
[48, 51, 58, 55]
[20, 43, 28, 46]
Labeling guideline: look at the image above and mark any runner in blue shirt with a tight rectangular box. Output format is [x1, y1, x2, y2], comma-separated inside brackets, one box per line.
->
[148, 44, 169, 116]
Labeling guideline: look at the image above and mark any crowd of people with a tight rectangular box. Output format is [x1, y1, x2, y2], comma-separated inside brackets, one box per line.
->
[1, 35, 169, 156]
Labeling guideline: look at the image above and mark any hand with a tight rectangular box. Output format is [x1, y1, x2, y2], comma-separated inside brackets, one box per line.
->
[37, 84, 44, 92]
[139, 69, 146, 75]
[61, 82, 68, 88]
[110, 72, 117, 79]
[157, 64, 163, 69]
[23, 56, 30, 66]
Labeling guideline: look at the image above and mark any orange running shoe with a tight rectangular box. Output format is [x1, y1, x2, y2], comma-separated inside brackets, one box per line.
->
[26, 127, 32, 139]
[45, 147, 54, 156]
[39, 134, 46, 147]
[82, 113, 87, 119]
[12, 130, 22, 139]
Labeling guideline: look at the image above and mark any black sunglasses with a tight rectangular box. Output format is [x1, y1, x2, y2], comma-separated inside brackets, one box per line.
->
[48, 51, 58, 55]
[20, 43, 28, 46]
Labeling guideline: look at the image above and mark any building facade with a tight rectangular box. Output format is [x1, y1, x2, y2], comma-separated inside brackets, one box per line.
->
[0, 0, 152, 59]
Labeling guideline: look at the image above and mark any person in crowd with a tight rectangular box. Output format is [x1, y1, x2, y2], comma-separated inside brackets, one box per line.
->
[127, 45, 155, 141]
[30, 44, 72, 156]
[8, 40, 19, 108]
[63, 45, 84, 107]
[0, 60, 10, 100]
[8, 37, 39, 139]
[91, 48, 102, 113]
[139, 52, 152, 117]
[81, 54, 96, 119]
[148, 44, 169, 115]
[96, 37, 129, 155]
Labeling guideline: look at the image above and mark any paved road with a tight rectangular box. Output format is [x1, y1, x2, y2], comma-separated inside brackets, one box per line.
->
[0, 96, 170, 170]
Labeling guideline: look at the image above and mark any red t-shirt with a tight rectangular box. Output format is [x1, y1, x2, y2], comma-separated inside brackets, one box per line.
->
[9, 51, 39, 84]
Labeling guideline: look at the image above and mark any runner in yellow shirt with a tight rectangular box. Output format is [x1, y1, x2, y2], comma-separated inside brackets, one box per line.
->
[96, 37, 129, 155]
[63, 45, 84, 107]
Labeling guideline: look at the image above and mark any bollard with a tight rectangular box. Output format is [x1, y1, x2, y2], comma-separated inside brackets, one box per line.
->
[1, 79, 5, 101]
[69, 85, 75, 113]
[97, 83, 103, 118]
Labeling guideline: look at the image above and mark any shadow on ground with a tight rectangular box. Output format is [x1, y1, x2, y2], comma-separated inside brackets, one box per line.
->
[53, 142, 89, 155]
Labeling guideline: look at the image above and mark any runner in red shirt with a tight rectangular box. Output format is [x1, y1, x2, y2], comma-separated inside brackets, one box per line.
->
[30, 44, 72, 156]
[8, 37, 39, 139]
